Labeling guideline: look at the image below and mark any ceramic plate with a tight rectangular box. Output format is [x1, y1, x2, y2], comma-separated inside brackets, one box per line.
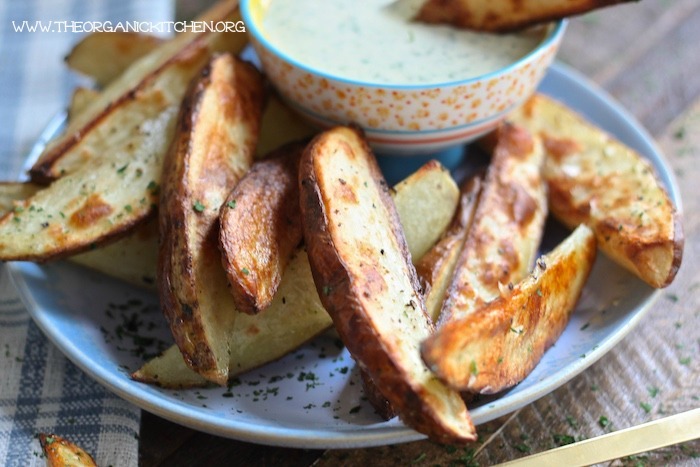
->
[8, 62, 682, 448]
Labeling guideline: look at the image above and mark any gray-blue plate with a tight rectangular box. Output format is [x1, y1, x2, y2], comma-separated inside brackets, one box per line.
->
[8, 62, 682, 448]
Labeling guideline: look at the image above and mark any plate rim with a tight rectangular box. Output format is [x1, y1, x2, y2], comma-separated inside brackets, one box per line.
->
[7, 61, 679, 448]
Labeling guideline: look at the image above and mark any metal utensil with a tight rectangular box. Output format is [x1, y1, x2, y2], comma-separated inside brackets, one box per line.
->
[497, 408, 700, 466]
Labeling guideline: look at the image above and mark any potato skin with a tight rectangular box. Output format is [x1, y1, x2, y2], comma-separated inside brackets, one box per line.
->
[422, 224, 597, 393]
[510, 94, 683, 288]
[159, 54, 265, 385]
[417, 0, 634, 32]
[219, 141, 305, 315]
[299, 126, 475, 444]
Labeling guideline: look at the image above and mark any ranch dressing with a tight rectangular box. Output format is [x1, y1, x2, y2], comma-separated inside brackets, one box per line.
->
[261, 0, 546, 85]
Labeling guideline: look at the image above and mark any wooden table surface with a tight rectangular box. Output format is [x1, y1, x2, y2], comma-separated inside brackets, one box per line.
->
[140, 1, 700, 465]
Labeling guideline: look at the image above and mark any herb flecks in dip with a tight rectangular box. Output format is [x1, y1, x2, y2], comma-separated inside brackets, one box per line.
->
[261, 0, 546, 85]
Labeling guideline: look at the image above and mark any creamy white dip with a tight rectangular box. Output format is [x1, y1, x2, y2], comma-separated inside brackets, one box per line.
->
[260, 0, 547, 85]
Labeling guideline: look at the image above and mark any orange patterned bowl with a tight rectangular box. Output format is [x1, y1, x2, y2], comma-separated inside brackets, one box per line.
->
[241, 1, 566, 155]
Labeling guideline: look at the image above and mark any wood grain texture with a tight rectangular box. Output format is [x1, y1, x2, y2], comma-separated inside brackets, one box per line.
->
[141, 0, 700, 464]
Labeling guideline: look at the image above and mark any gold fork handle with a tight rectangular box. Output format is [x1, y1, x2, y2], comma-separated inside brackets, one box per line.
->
[497, 408, 700, 467]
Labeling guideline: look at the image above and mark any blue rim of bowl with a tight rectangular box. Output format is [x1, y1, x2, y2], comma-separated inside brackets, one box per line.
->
[240, 0, 568, 90]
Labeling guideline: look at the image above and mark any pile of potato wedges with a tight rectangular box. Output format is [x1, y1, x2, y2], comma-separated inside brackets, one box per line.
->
[0, 0, 683, 444]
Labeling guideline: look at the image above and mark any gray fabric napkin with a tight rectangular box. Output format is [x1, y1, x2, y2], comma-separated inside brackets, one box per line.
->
[0, 1, 172, 465]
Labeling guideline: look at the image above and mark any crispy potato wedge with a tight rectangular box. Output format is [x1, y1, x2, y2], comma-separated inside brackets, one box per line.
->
[39, 433, 97, 467]
[509, 94, 683, 288]
[422, 224, 597, 392]
[67, 87, 100, 120]
[134, 160, 460, 389]
[65, 32, 164, 87]
[416, 0, 634, 32]
[219, 142, 305, 315]
[415, 174, 483, 322]
[159, 54, 264, 385]
[0, 182, 41, 214]
[299, 126, 475, 443]
[0, 47, 212, 261]
[30, 0, 246, 182]
[438, 123, 548, 327]
[0, 180, 158, 287]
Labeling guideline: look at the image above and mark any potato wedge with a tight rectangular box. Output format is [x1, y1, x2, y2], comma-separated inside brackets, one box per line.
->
[415, 174, 482, 322]
[65, 32, 164, 87]
[0, 47, 212, 261]
[299, 126, 475, 443]
[0, 182, 41, 214]
[509, 94, 683, 288]
[134, 160, 459, 389]
[438, 123, 548, 327]
[219, 141, 305, 315]
[422, 224, 596, 392]
[30, 0, 246, 182]
[416, 0, 634, 32]
[159, 54, 264, 385]
[39, 433, 97, 467]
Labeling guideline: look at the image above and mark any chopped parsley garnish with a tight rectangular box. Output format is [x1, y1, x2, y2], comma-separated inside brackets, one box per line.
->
[553, 434, 576, 446]
[193, 201, 205, 212]
[226, 200, 237, 209]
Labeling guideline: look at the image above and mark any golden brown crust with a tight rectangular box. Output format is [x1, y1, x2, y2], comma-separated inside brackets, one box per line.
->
[509, 93, 684, 288]
[39, 433, 98, 467]
[422, 225, 597, 392]
[218, 142, 305, 315]
[438, 123, 548, 327]
[158, 54, 264, 384]
[299, 126, 475, 444]
[417, 0, 634, 32]
[415, 174, 483, 322]
[29, 0, 243, 183]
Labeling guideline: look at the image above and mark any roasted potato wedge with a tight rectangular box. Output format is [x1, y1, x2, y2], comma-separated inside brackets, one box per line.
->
[438, 123, 548, 327]
[415, 174, 482, 322]
[299, 126, 475, 444]
[159, 54, 264, 385]
[219, 142, 304, 315]
[30, 0, 246, 182]
[416, 0, 634, 32]
[65, 32, 164, 87]
[0, 180, 158, 287]
[422, 224, 597, 392]
[0, 47, 212, 261]
[39, 433, 97, 467]
[509, 94, 683, 288]
[0, 14, 251, 261]
[134, 160, 460, 389]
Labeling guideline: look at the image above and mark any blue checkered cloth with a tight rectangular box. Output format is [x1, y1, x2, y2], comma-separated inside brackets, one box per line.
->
[0, 1, 172, 465]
